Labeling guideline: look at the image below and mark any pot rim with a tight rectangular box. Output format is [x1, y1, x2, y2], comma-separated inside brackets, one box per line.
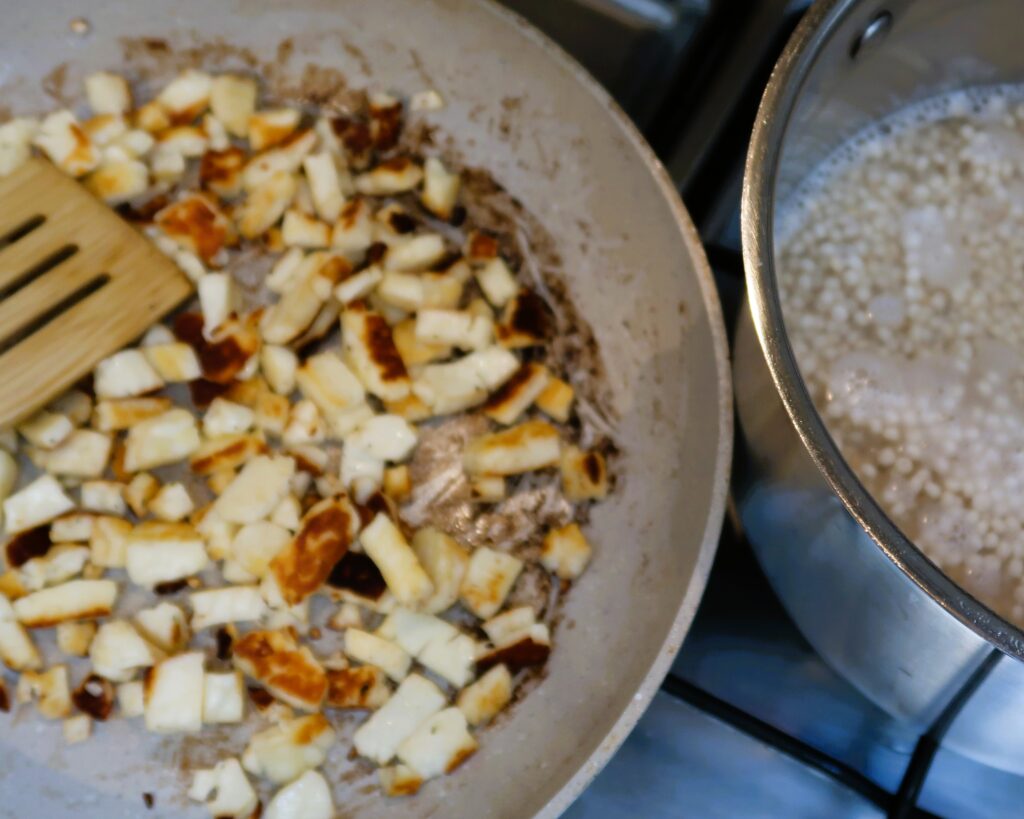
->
[740, 0, 1024, 661]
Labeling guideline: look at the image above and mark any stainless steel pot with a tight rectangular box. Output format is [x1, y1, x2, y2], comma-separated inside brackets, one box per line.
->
[0, 0, 732, 816]
[738, 0, 1024, 775]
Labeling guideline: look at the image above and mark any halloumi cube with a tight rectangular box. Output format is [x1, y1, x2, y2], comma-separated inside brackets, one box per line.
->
[415, 308, 492, 351]
[262, 345, 299, 395]
[375, 271, 424, 312]
[125, 472, 159, 516]
[18, 411, 73, 449]
[282, 401, 326, 446]
[3, 475, 75, 534]
[125, 522, 209, 587]
[331, 198, 375, 258]
[353, 673, 446, 765]
[92, 396, 172, 432]
[124, 408, 201, 472]
[34, 110, 100, 176]
[85, 71, 132, 115]
[260, 255, 342, 344]
[411, 528, 469, 615]
[271, 495, 302, 532]
[135, 100, 170, 132]
[412, 347, 519, 416]
[411, 89, 445, 111]
[151, 146, 186, 182]
[295, 352, 367, 420]
[203, 398, 254, 438]
[84, 159, 149, 204]
[199, 145, 247, 198]
[393, 317, 451, 367]
[264, 770, 334, 819]
[47, 390, 92, 428]
[211, 74, 258, 137]
[50, 511, 96, 543]
[345, 414, 418, 462]
[282, 208, 331, 248]
[157, 194, 235, 265]
[396, 706, 477, 779]
[231, 521, 292, 579]
[233, 629, 327, 711]
[0, 594, 41, 670]
[420, 157, 460, 220]
[197, 274, 237, 337]
[470, 475, 506, 502]
[249, 108, 301, 151]
[0, 449, 15, 520]
[242, 714, 336, 784]
[344, 628, 411, 682]
[134, 602, 190, 653]
[80, 481, 126, 515]
[44, 430, 112, 478]
[56, 620, 96, 657]
[89, 515, 132, 568]
[157, 69, 212, 122]
[239, 170, 297, 239]
[18, 545, 90, 591]
[189, 432, 268, 476]
[0, 118, 37, 176]
[483, 363, 551, 426]
[144, 651, 205, 733]
[456, 664, 512, 726]
[203, 671, 246, 724]
[269, 495, 359, 605]
[541, 522, 593, 580]
[303, 152, 345, 222]
[188, 757, 258, 819]
[360, 514, 433, 607]
[475, 257, 519, 308]
[213, 455, 295, 524]
[63, 714, 92, 745]
[325, 665, 391, 710]
[560, 446, 609, 501]
[190, 586, 268, 630]
[459, 547, 523, 619]
[497, 289, 551, 348]
[90, 619, 162, 682]
[19, 665, 72, 718]
[476, 622, 551, 673]
[94, 349, 163, 399]
[462, 420, 561, 476]
[383, 464, 411, 501]
[379, 763, 424, 797]
[384, 234, 447, 273]
[117, 680, 145, 717]
[354, 157, 423, 196]
[341, 306, 411, 402]
[481, 606, 537, 647]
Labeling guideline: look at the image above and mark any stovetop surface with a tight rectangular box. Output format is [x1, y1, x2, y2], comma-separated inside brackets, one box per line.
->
[495, 1, 1024, 816]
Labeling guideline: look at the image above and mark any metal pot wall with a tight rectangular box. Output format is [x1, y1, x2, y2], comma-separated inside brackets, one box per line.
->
[737, 0, 1024, 774]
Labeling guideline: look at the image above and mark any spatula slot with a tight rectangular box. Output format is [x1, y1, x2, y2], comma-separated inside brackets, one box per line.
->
[0, 243, 79, 302]
[0, 272, 109, 355]
[0, 214, 45, 251]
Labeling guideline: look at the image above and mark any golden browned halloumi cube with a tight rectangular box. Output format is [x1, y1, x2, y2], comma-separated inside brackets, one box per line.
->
[462, 420, 561, 477]
[134, 601, 191, 653]
[189, 432, 268, 476]
[420, 157, 460, 220]
[325, 666, 391, 711]
[360, 514, 433, 607]
[383, 465, 412, 501]
[89, 515, 132, 568]
[269, 495, 359, 605]
[124, 472, 159, 516]
[483, 363, 551, 426]
[464, 230, 499, 264]
[541, 522, 593, 580]
[384, 234, 448, 273]
[19, 665, 72, 718]
[496, 289, 552, 349]
[560, 446, 610, 501]
[157, 69, 212, 122]
[393, 317, 451, 368]
[331, 197, 375, 258]
[410, 528, 469, 615]
[456, 664, 512, 726]
[341, 305, 411, 403]
[56, 620, 97, 657]
[13, 579, 117, 628]
[354, 157, 423, 196]
[0, 593, 41, 670]
[379, 764, 424, 797]
[92, 397, 173, 432]
[241, 713, 336, 784]
[34, 110, 100, 177]
[535, 376, 574, 423]
[84, 159, 149, 204]
[344, 628, 411, 683]
[156, 193, 236, 266]
[282, 208, 331, 248]
[459, 547, 523, 619]
[232, 628, 327, 711]
[249, 108, 301, 151]
[239, 170, 297, 239]
[199, 145, 247, 198]
[144, 651, 205, 733]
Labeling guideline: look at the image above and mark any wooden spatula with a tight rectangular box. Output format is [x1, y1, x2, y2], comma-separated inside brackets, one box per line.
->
[0, 158, 193, 429]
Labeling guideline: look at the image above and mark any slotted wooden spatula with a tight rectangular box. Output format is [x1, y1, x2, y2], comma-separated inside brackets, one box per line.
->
[0, 158, 193, 428]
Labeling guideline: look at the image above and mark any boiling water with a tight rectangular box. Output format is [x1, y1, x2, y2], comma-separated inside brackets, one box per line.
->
[777, 85, 1024, 626]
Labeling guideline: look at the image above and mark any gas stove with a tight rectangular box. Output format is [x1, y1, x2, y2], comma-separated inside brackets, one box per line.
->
[496, 1, 1024, 816]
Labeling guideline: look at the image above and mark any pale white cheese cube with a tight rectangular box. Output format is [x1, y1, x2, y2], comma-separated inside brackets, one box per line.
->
[459, 547, 523, 619]
[89, 620, 162, 682]
[242, 714, 336, 784]
[203, 671, 246, 724]
[190, 586, 268, 630]
[344, 628, 411, 682]
[3, 475, 75, 533]
[264, 770, 334, 819]
[94, 349, 164, 399]
[353, 674, 446, 765]
[360, 514, 434, 607]
[145, 652, 206, 734]
[396, 706, 477, 779]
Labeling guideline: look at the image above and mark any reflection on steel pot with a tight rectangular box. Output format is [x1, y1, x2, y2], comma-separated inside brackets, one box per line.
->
[738, 0, 1024, 774]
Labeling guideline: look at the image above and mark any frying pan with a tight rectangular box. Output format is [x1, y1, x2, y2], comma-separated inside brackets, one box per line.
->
[0, 1, 732, 815]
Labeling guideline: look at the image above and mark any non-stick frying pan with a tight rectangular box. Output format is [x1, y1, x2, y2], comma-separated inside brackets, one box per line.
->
[0, 1, 732, 816]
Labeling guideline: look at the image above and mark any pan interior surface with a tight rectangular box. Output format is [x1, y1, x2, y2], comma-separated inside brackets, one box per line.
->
[0, 1, 731, 816]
